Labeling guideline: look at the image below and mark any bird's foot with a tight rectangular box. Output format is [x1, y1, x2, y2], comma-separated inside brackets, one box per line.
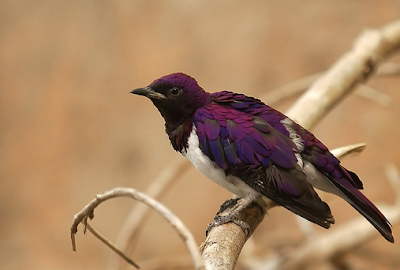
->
[214, 198, 241, 217]
[206, 197, 256, 237]
[206, 213, 251, 237]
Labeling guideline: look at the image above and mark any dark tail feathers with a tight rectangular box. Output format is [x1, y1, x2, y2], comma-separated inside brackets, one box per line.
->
[330, 172, 394, 243]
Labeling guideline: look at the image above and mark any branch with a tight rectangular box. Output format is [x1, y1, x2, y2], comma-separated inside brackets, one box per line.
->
[285, 19, 400, 128]
[200, 198, 267, 270]
[263, 61, 397, 107]
[377, 61, 400, 76]
[201, 19, 400, 269]
[85, 222, 140, 269]
[330, 143, 366, 160]
[70, 187, 205, 270]
[262, 73, 323, 105]
[112, 158, 190, 270]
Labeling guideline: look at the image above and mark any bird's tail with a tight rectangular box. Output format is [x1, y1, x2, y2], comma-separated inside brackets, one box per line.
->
[330, 168, 394, 243]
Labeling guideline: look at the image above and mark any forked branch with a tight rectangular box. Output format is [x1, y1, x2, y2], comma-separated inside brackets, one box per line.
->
[70, 188, 205, 270]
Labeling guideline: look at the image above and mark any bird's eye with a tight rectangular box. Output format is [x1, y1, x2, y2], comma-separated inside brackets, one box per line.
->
[170, 87, 181, 96]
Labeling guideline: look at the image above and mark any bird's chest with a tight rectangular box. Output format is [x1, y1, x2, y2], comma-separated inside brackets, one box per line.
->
[181, 127, 259, 197]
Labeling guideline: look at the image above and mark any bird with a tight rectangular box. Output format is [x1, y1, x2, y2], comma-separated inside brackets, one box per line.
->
[131, 72, 394, 243]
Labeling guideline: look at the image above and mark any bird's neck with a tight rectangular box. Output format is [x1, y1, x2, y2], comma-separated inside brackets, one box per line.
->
[163, 95, 211, 152]
[166, 118, 193, 152]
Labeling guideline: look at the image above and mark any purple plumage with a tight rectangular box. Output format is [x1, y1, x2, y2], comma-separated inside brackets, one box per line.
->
[131, 72, 394, 243]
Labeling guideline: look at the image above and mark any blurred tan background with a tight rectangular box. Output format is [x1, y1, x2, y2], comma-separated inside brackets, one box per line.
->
[1, 1, 400, 269]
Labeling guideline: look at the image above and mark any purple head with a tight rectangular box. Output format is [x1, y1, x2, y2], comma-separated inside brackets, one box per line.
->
[150, 73, 199, 91]
[131, 73, 210, 131]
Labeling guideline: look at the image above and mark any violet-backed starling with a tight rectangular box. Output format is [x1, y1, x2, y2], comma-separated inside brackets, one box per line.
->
[131, 73, 394, 243]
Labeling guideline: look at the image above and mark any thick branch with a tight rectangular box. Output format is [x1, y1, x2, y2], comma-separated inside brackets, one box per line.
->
[286, 19, 400, 128]
[200, 199, 266, 270]
[201, 19, 400, 269]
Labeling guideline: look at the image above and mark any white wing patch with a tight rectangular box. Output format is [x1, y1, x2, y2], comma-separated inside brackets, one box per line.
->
[281, 118, 304, 168]
[280, 118, 304, 151]
[280, 118, 343, 197]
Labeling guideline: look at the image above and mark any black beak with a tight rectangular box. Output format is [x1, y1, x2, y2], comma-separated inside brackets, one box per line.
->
[130, 86, 166, 100]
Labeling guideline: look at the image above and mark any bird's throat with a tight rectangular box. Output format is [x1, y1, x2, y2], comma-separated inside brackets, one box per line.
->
[167, 119, 193, 152]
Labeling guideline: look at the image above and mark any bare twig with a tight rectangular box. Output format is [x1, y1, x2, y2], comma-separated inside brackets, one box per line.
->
[262, 73, 323, 105]
[71, 188, 205, 270]
[86, 222, 140, 269]
[385, 164, 400, 205]
[377, 62, 400, 76]
[330, 143, 366, 160]
[356, 84, 392, 106]
[113, 158, 190, 268]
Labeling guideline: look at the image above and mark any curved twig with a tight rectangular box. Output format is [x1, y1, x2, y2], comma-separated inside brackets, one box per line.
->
[112, 158, 190, 269]
[85, 222, 140, 269]
[70, 187, 205, 270]
[330, 143, 366, 160]
[262, 73, 323, 105]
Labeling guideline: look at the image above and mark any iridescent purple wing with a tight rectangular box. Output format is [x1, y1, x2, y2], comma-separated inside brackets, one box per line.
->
[193, 91, 334, 228]
[193, 92, 299, 172]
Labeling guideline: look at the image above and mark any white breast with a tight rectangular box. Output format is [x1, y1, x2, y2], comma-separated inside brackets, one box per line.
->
[181, 126, 260, 198]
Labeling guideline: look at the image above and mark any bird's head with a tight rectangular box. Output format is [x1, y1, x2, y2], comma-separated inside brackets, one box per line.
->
[131, 73, 209, 131]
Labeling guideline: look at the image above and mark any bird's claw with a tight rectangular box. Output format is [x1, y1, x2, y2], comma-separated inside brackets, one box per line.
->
[214, 198, 241, 217]
[207, 198, 252, 238]
[206, 213, 251, 237]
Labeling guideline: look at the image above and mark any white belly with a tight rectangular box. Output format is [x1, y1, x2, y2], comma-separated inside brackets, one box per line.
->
[182, 127, 260, 198]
